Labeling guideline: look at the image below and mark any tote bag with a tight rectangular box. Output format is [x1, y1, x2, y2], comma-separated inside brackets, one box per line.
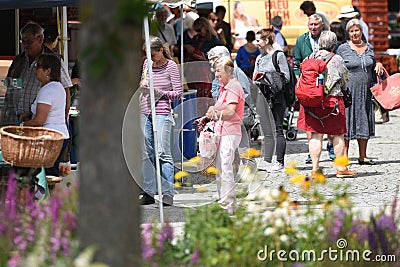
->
[370, 69, 400, 111]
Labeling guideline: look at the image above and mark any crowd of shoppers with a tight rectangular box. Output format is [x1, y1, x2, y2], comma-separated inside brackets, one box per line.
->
[132, 2, 390, 210]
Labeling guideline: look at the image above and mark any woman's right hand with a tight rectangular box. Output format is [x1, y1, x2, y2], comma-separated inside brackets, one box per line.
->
[206, 106, 216, 120]
[140, 80, 150, 94]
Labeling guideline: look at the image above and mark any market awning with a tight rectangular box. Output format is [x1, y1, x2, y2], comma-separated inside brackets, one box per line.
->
[0, 0, 78, 10]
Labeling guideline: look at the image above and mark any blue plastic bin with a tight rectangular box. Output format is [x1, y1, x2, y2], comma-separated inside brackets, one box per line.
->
[172, 90, 198, 161]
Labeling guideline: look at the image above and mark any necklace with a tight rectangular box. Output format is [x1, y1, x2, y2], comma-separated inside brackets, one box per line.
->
[351, 40, 364, 48]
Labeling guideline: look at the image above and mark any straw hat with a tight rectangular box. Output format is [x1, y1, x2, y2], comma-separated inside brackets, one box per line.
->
[337, 6, 359, 20]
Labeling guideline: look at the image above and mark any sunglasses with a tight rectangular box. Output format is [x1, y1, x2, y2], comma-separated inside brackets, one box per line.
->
[195, 28, 202, 33]
[210, 19, 218, 22]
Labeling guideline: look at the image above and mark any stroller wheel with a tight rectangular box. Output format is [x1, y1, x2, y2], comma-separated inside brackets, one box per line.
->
[251, 128, 260, 141]
[286, 129, 297, 141]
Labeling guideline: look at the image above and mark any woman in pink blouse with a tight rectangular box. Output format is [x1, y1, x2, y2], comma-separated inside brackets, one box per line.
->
[205, 57, 245, 213]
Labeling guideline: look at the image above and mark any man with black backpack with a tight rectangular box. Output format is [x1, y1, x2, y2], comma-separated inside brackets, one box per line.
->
[294, 14, 335, 164]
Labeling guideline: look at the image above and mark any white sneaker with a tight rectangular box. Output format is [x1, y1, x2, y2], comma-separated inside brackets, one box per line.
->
[257, 160, 272, 171]
[268, 162, 284, 173]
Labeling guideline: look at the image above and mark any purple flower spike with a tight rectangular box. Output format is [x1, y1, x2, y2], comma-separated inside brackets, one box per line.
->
[189, 250, 200, 265]
[377, 214, 396, 232]
[329, 209, 345, 242]
[289, 264, 306, 267]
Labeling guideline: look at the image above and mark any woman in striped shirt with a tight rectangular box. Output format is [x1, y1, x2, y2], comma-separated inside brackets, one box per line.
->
[140, 36, 182, 206]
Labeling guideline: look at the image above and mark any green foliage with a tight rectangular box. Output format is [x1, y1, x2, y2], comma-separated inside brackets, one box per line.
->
[117, 0, 150, 25]
[80, 0, 150, 78]
[142, 178, 400, 266]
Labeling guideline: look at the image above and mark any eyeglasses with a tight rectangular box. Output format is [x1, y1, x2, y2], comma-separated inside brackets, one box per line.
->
[20, 35, 41, 46]
[33, 62, 44, 69]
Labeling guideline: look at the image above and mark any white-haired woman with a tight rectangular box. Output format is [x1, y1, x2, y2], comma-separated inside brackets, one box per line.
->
[205, 57, 245, 213]
[297, 31, 356, 177]
[337, 19, 384, 165]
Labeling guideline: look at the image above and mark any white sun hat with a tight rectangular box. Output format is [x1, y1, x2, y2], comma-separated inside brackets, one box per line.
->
[337, 6, 359, 20]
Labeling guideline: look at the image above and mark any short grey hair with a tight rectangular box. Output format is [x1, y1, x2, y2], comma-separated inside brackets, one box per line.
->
[207, 46, 230, 60]
[270, 16, 283, 28]
[309, 14, 323, 25]
[318, 31, 337, 51]
[346, 18, 362, 32]
[20, 22, 44, 38]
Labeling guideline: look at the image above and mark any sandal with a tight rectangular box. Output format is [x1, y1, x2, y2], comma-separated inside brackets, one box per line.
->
[358, 158, 376, 165]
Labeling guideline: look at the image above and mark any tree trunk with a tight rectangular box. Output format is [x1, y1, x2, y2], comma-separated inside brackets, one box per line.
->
[78, 1, 143, 266]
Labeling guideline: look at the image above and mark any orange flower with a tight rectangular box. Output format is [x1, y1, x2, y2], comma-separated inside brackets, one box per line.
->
[311, 170, 326, 184]
[300, 177, 311, 192]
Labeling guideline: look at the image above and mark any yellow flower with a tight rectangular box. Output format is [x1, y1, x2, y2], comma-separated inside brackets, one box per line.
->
[174, 182, 182, 188]
[189, 156, 201, 163]
[285, 167, 298, 175]
[311, 171, 326, 184]
[286, 161, 298, 168]
[334, 156, 350, 167]
[240, 148, 261, 159]
[196, 186, 207, 192]
[336, 197, 350, 206]
[300, 177, 311, 192]
[289, 174, 306, 184]
[174, 171, 189, 180]
[206, 166, 219, 175]
[323, 200, 333, 210]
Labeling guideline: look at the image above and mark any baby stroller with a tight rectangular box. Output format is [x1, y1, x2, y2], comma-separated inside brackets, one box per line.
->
[283, 104, 297, 141]
[243, 104, 261, 141]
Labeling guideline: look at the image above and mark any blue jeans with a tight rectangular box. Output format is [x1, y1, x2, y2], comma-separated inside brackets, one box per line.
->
[141, 113, 174, 197]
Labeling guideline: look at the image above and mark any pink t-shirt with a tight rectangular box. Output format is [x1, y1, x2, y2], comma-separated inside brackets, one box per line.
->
[214, 78, 245, 136]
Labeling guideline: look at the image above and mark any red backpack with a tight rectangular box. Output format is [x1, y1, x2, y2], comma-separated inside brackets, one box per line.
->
[295, 53, 335, 108]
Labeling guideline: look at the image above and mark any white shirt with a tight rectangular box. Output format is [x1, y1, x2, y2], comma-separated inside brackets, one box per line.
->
[31, 81, 69, 138]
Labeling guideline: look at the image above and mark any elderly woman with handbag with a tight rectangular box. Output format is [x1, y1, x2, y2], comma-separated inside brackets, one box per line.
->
[205, 57, 245, 214]
[336, 19, 384, 165]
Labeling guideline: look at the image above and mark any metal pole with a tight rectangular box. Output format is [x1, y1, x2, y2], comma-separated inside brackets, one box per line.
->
[180, 4, 184, 179]
[15, 9, 19, 55]
[268, 0, 271, 25]
[62, 6, 69, 70]
[144, 16, 164, 223]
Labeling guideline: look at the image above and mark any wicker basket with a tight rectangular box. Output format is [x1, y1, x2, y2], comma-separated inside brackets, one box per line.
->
[0, 126, 65, 168]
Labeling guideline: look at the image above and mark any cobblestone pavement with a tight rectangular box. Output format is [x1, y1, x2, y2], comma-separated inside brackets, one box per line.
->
[141, 109, 400, 223]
